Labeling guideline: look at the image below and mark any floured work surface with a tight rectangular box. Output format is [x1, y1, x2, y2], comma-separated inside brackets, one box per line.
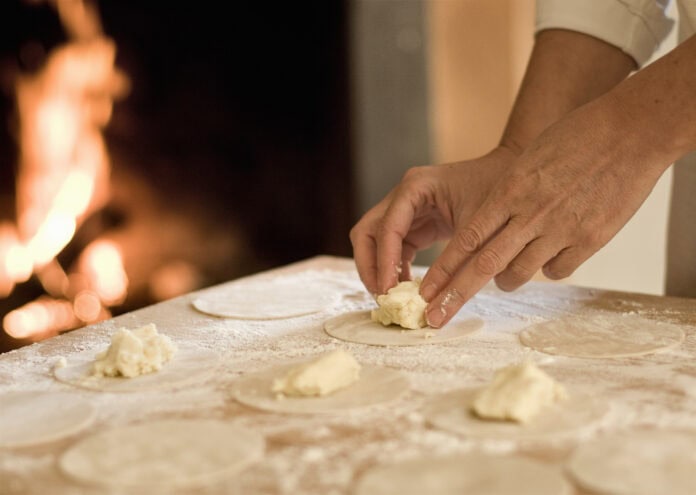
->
[1, 255, 696, 495]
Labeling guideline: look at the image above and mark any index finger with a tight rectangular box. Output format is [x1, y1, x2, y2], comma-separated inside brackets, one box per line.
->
[420, 206, 509, 302]
[425, 219, 532, 327]
[375, 192, 419, 294]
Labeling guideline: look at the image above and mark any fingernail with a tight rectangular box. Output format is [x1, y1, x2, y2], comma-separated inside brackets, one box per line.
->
[421, 283, 437, 302]
[426, 305, 446, 328]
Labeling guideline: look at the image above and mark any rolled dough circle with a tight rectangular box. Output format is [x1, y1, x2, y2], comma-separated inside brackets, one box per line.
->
[354, 453, 571, 495]
[323, 310, 484, 346]
[566, 429, 696, 495]
[423, 387, 608, 441]
[0, 391, 97, 448]
[59, 419, 264, 488]
[231, 362, 409, 414]
[519, 313, 685, 358]
[191, 279, 340, 319]
[54, 348, 219, 392]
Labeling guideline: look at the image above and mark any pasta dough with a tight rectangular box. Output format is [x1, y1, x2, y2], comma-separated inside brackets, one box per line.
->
[271, 349, 361, 397]
[354, 454, 571, 495]
[324, 310, 483, 346]
[54, 347, 219, 392]
[191, 278, 340, 319]
[92, 323, 176, 378]
[423, 387, 607, 441]
[231, 360, 408, 414]
[59, 419, 264, 488]
[566, 429, 696, 495]
[371, 279, 427, 329]
[0, 391, 96, 448]
[471, 362, 567, 423]
[519, 313, 685, 358]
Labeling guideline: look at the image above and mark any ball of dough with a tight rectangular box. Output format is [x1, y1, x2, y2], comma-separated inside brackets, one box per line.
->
[271, 349, 361, 397]
[471, 361, 567, 423]
[92, 323, 177, 378]
[371, 280, 427, 330]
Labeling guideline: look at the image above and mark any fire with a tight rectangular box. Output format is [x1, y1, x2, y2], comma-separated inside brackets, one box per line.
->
[78, 239, 128, 306]
[4, 297, 79, 340]
[2, 0, 130, 341]
[0, 223, 32, 297]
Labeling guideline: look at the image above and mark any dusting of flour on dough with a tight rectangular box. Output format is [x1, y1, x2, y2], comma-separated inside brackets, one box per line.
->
[2, 264, 696, 495]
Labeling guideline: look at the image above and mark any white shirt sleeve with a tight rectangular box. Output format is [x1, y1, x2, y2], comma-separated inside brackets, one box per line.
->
[535, 0, 675, 66]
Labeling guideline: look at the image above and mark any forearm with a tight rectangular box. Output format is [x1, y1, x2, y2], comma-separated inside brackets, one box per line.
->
[603, 33, 696, 164]
[500, 29, 635, 154]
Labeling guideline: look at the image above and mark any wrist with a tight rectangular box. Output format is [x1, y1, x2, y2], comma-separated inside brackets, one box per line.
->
[498, 137, 527, 158]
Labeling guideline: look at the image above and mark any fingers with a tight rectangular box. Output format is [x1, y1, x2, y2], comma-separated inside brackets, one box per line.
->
[350, 221, 379, 295]
[543, 245, 593, 280]
[425, 217, 534, 328]
[420, 207, 509, 302]
[400, 240, 418, 282]
[494, 237, 561, 291]
[350, 172, 429, 295]
[375, 178, 425, 294]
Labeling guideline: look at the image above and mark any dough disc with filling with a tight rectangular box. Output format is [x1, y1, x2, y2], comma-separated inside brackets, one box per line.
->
[566, 429, 696, 495]
[423, 387, 607, 441]
[324, 310, 484, 346]
[231, 362, 409, 414]
[54, 348, 219, 392]
[0, 391, 97, 448]
[59, 419, 264, 488]
[354, 454, 571, 495]
[191, 279, 340, 319]
[519, 313, 685, 358]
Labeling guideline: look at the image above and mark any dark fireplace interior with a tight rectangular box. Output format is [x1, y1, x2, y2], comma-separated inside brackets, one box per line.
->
[0, 1, 354, 353]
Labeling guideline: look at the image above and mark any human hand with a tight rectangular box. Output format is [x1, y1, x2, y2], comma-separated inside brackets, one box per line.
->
[420, 97, 671, 327]
[350, 146, 516, 297]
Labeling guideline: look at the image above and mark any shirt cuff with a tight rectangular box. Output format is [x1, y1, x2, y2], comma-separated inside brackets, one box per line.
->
[536, 0, 674, 66]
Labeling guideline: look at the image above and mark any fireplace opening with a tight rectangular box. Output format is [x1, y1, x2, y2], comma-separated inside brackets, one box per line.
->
[0, 1, 353, 353]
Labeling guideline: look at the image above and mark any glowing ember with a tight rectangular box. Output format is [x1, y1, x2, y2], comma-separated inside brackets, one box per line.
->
[73, 290, 108, 323]
[149, 261, 203, 302]
[0, 223, 32, 298]
[78, 240, 128, 306]
[3, 297, 79, 340]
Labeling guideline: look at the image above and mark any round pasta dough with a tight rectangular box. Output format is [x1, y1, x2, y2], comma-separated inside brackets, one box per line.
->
[0, 391, 96, 448]
[191, 279, 340, 319]
[519, 313, 685, 358]
[354, 454, 571, 495]
[566, 429, 696, 495]
[324, 310, 484, 346]
[423, 387, 608, 441]
[231, 362, 409, 414]
[54, 348, 219, 392]
[59, 419, 264, 488]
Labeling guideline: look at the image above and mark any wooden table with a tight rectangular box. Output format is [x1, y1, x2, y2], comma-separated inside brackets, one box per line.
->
[1, 255, 695, 494]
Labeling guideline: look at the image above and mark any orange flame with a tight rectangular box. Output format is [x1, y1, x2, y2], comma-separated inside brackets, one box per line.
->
[3, 297, 79, 340]
[2, 0, 129, 341]
[78, 239, 128, 306]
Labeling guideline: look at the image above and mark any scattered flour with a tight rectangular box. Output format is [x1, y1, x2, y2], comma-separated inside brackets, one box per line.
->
[0, 263, 695, 495]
